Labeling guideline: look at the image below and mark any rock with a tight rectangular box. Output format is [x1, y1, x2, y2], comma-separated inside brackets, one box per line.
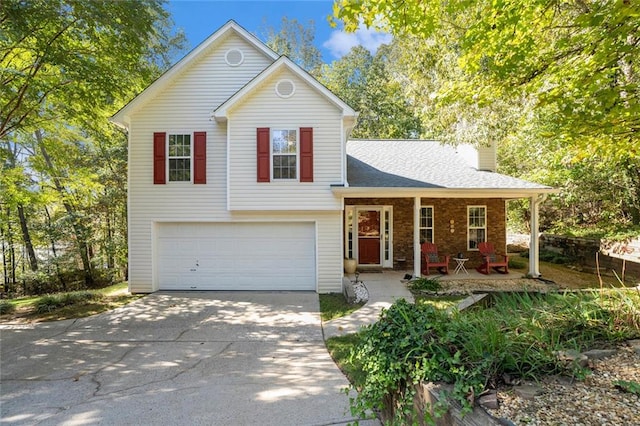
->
[582, 349, 617, 360]
[514, 384, 544, 400]
[502, 373, 520, 386]
[627, 339, 640, 355]
[478, 391, 499, 409]
[555, 349, 589, 367]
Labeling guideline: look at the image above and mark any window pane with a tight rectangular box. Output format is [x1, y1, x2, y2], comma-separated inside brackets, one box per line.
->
[169, 158, 190, 182]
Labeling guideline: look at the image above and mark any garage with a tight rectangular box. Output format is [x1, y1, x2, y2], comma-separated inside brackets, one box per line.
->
[156, 222, 316, 291]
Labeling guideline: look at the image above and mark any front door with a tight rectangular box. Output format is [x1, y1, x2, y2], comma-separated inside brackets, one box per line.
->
[357, 210, 381, 265]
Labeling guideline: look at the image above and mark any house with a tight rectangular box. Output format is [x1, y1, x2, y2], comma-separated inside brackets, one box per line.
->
[110, 21, 555, 294]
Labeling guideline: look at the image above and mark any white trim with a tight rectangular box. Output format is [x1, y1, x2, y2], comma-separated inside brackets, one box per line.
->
[270, 128, 299, 181]
[332, 187, 558, 198]
[413, 197, 421, 278]
[382, 206, 393, 268]
[224, 48, 244, 66]
[111, 20, 278, 128]
[275, 79, 296, 98]
[166, 133, 193, 183]
[419, 205, 434, 243]
[213, 56, 357, 122]
[467, 205, 487, 251]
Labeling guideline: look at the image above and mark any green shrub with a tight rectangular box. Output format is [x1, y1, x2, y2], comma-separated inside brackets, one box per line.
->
[348, 289, 640, 423]
[407, 277, 442, 293]
[0, 300, 16, 315]
[34, 291, 103, 313]
[520, 249, 570, 264]
[508, 256, 527, 269]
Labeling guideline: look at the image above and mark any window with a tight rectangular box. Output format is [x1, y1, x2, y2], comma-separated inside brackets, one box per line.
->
[168, 134, 191, 182]
[153, 132, 206, 185]
[272, 129, 297, 179]
[420, 206, 434, 243]
[468, 206, 486, 250]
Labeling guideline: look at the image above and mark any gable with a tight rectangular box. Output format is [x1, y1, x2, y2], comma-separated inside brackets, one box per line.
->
[111, 20, 278, 128]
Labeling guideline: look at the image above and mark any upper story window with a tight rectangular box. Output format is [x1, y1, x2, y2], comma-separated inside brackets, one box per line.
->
[467, 206, 486, 250]
[272, 129, 297, 180]
[153, 132, 206, 185]
[168, 134, 191, 182]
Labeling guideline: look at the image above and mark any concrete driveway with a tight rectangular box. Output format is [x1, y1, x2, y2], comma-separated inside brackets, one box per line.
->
[1, 292, 378, 425]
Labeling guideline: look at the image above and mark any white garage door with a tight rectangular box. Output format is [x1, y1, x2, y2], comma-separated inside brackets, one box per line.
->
[156, 222, 316, 291]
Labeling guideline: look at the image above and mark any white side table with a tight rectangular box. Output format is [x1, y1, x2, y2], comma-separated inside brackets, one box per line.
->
[454, 258, 469, 274]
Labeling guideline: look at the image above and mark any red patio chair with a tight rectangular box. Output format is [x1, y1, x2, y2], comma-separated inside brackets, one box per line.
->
[476, 242, 509, 274]
[421, 242, 449, 275]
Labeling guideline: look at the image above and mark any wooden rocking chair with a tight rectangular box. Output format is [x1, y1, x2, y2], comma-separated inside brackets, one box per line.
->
[421, 242, 450, 275]
[476, 242, 509, 275]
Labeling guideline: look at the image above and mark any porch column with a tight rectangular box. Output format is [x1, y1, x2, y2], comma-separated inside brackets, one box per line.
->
[414, 196, 421, 278]
[528, 194, 546, 277]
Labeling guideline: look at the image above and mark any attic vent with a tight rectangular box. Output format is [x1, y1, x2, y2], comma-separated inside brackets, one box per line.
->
[275, 79, 295, 98]
[225, 49, 244, 66]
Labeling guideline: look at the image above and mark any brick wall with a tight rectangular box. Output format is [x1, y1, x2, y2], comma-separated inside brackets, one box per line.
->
[345, 197, 507, 270]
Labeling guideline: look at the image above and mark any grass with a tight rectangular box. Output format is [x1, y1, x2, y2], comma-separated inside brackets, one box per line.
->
[0, 282, 142, 322]
[415, 294, 465, 310]
[319, 292, 365, 322]
[511, 259, 623, 289]
[325, 333, 367, 387]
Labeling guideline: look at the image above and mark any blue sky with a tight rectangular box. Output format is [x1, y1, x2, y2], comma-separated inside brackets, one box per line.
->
[166, 0, 391, 63]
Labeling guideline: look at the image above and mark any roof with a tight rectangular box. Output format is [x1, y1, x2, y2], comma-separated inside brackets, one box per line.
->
[343, 140, 555, 196]
[110, 20, 279, 128]
[212, 56, 358, 122]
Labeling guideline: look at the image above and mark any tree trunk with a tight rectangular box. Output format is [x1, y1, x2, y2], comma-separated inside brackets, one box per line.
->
[35, 129, 94, 286]
[17, 204, 38, 272]
[44, 205, 66, 291]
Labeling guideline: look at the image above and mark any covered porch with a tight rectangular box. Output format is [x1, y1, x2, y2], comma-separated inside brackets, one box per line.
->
[339, 194, 551, 279]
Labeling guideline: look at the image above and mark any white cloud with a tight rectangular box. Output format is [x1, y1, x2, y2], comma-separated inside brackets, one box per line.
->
[323, 24, 392, 59]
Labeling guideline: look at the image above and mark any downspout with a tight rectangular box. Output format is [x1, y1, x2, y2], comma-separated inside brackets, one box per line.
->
[529, 194, 547, 278]
[414, 197, 421, 278]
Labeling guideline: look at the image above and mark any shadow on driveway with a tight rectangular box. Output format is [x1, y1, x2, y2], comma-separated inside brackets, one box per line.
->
[1, 292, 379, 425]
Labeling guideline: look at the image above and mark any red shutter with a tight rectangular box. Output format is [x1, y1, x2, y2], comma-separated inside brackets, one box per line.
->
[153, 132, 166, 184]
[299, 127, 313, 182]
[193, 131, 206, 184]
[257, 127, 270, 182]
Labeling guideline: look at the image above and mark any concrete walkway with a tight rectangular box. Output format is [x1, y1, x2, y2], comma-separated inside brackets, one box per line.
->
[323, 272, 414, 338]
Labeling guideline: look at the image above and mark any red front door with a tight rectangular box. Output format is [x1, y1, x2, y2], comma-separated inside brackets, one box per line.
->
[358, 210, 381, 264]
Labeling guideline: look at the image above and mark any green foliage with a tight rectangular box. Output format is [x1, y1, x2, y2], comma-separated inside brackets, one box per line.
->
[521, 250, 571, 265]
[320, 43, 422, 139]
[319, 293, 365, 321]
[263, 17, 323, 76]
[613, 380, 640, 396]
[508, 257, 528, 270]
[0, 300, 16, 315]
[0, 0, 186, 294]
[347, 290, 640, 423]
[34, 290, 103, 314]
[334, 0, 640, 232]
[407, 277, 442, 293]
[326, 334, 367, 388]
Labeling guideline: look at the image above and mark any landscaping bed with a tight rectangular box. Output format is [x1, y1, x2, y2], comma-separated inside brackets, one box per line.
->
[333, 288, 640, 425]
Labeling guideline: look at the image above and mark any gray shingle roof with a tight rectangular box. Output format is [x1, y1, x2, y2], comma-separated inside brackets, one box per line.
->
[347, 140, 551, 190]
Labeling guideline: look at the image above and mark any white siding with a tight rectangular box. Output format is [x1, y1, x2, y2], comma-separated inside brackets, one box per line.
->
[126, 33, 344, 293]
[227, 68, 344, 211]
[478, 142, 497, 172]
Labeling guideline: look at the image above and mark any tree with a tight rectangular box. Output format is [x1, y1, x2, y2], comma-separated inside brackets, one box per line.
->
[263, 17, 323, 76]
[0, 0, 186, 292]
[333, 0, 640, 229]
[320, 43, 422, 139]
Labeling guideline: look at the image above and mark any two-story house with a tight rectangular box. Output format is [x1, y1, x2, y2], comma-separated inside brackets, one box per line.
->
[111, 21, 554, 293]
